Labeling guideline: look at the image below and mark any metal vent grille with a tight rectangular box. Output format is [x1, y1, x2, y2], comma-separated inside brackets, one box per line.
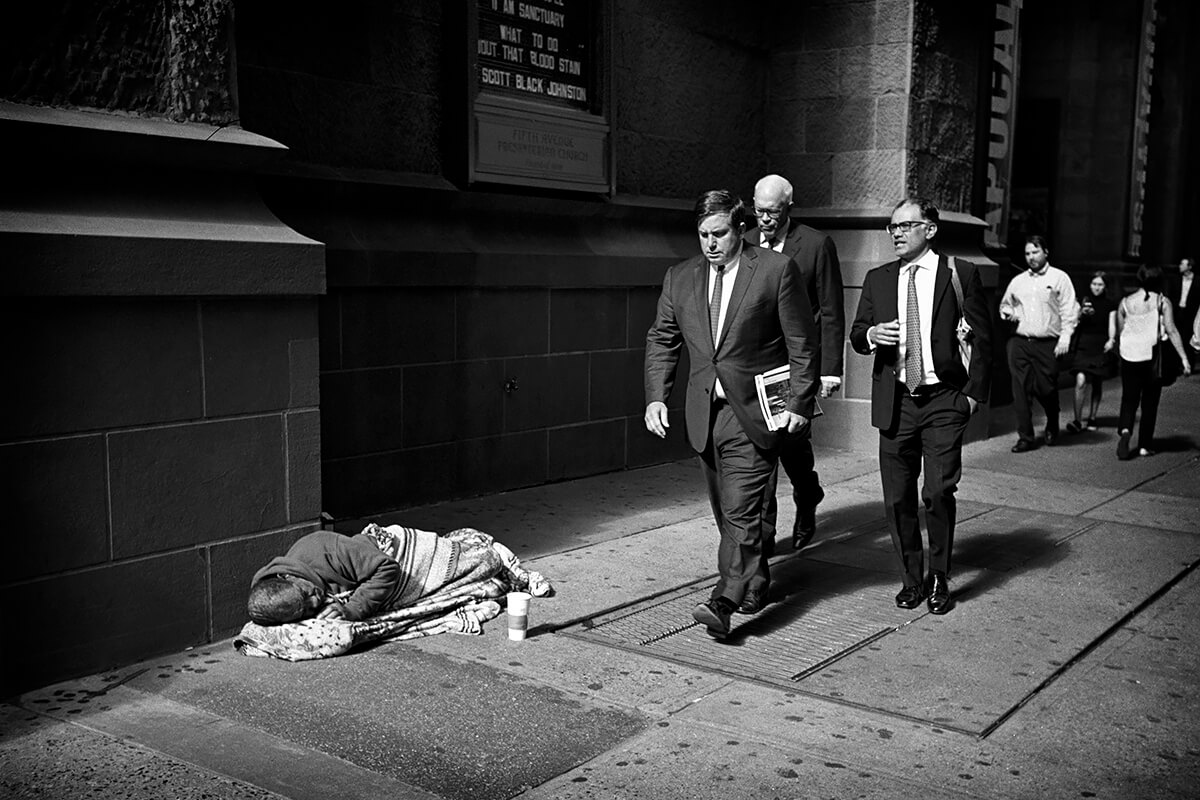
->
[565, 560, 916, 686]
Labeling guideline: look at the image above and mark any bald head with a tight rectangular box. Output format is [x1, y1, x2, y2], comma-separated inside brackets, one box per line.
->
[752, 174, 793, 240]
[754, 174, 793, 207]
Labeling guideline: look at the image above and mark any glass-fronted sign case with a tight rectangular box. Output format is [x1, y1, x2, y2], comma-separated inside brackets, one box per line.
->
[467, 0, 612, 193]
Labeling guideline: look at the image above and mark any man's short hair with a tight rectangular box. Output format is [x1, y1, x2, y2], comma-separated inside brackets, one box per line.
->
[247, 576, 311, 625]
[1025, 234, 1050, 252]
[694, 190, 746, 230]
[893, 197, 940, 225]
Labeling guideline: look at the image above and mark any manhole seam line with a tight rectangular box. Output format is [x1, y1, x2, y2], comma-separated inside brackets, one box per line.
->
[557, 621, 987, 739]
[789, 627, 895, 682]
[977, 551, 1200, 740]
[1074, 452, 1200, 516]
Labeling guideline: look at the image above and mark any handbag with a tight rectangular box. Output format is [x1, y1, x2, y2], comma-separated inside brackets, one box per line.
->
[1155, 296, 1181, 386]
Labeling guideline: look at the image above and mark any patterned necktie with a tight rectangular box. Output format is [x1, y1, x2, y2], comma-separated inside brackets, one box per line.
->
[905, 264, 923, 392]
[710, 265, 725, 345]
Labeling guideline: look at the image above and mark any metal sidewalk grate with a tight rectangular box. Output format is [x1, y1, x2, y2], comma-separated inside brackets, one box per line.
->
[563, 558, 917, 688]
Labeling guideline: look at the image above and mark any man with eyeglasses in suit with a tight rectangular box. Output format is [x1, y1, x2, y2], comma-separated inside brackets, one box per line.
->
[745, 174, 846, 552]
[849, 198, 993, 615]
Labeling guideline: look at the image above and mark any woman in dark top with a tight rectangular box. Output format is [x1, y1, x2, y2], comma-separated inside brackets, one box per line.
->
[1066, 271, 1117, 432]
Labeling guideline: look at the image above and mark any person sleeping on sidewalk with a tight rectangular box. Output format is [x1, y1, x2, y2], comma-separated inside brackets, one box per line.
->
[237, 524, 551, 661]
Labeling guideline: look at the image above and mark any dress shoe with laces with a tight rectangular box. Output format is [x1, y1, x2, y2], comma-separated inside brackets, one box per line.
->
[1011, 439, 1035, 453]
[895, 584, 924, 609]
[692, 599, 733, 638]
[926, 571, 953, 615]
[736, 586, 769, 615]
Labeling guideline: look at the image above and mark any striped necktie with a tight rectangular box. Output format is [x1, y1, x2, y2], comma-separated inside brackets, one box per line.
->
[710, 265, 725, 345]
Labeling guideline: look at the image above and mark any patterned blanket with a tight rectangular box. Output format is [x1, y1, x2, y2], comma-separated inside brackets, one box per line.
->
[234, 527, 551, 661]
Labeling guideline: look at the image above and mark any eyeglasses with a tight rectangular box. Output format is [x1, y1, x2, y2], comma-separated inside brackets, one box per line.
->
[753, 207, 787, 220]
[886, 220, 931, 235]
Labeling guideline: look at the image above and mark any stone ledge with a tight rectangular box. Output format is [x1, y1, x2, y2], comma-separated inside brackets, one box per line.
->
[1, 101, 324, 297]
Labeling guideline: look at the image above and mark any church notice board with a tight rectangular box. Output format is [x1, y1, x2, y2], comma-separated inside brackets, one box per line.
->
[469, 0, 612, 193]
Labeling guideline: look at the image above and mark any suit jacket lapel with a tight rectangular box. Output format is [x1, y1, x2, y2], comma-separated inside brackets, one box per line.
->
[782, 224, 803, 259]
[931, 254, 952, 317]
[879, 260, 900, 320]
[692, 257, 716, 350]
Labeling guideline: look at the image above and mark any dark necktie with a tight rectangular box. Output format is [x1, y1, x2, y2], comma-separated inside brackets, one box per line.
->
[710, 265, 725, 345]
[905, 264, 923, 392]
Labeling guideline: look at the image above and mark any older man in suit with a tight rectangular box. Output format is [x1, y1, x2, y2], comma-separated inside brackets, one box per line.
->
[849, 198, 992, 615]
[645, 189, 819, 638]
[745, 174, 845, 551]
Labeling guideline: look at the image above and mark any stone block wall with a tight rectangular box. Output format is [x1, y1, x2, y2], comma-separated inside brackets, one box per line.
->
[614, 0, 768, 197]
[761, 0, 913, 210]
[0, 102, 324, 695]
[269, 177, 696, 516]
[319, 278, 680, 514]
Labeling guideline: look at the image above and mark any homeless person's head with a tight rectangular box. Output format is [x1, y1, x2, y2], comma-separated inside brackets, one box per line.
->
[247, 574, 323, 625]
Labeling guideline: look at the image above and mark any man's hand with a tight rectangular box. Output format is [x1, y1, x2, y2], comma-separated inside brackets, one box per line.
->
[785, 412, 810, 434]
[644, 401, 670, 438]
[1054, 340, 1071, 357]
[316, 600, 346, 620]
[870, 319, 900, 347]
[819, 378, 840, 398]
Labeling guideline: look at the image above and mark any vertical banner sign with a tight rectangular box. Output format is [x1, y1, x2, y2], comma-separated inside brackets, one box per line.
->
[984, 0, 1021, 249]
[1127, 0, 1157, 258]
[471, 0, 611, 193]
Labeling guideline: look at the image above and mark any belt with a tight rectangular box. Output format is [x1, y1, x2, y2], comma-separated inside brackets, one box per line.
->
[901, 382, 947, 397]
[1018, 334, 1057, 341]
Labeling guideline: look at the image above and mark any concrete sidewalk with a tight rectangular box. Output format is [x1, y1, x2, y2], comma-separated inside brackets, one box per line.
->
[4, 376, 1199, 799]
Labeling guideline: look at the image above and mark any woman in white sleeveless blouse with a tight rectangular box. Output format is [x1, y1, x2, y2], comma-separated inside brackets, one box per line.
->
[1113, 265, 1191, 459]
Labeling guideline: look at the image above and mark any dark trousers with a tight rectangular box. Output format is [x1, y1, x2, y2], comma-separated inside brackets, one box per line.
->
[699, 401, 778, 605]
[1118, 359, 1163, 447]
[1178, 304, 1198, 366]
[1008, 336, 1061, 443]
[879, 384, 970, 588]
[762, 432, 823, 543]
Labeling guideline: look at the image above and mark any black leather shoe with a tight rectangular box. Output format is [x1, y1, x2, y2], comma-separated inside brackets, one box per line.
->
[926, 571, 952, 615]
[1117, 429, 1133, 460]
[736, 587, 769, 615]
[1043, 426, 1058, 446]
[895, 585, 924, 609]
[791, 511, 815, 551]
[1011, 439, 1034, 453]
[692, 599, 732, 638]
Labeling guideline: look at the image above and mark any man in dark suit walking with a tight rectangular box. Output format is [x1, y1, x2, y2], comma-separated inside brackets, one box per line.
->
[745, 174, 845, 551]
[645, 189, 819, 638]
[849, 198, 992, 615]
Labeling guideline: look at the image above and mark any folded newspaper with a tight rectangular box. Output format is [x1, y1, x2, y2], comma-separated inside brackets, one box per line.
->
[755, 365, 823, 431]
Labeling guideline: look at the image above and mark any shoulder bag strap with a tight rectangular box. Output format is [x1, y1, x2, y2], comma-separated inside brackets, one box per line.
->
[948, 256, 965, 315]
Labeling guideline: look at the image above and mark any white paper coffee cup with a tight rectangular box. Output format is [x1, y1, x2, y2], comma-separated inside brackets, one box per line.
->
[507, 591, 531, 641]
